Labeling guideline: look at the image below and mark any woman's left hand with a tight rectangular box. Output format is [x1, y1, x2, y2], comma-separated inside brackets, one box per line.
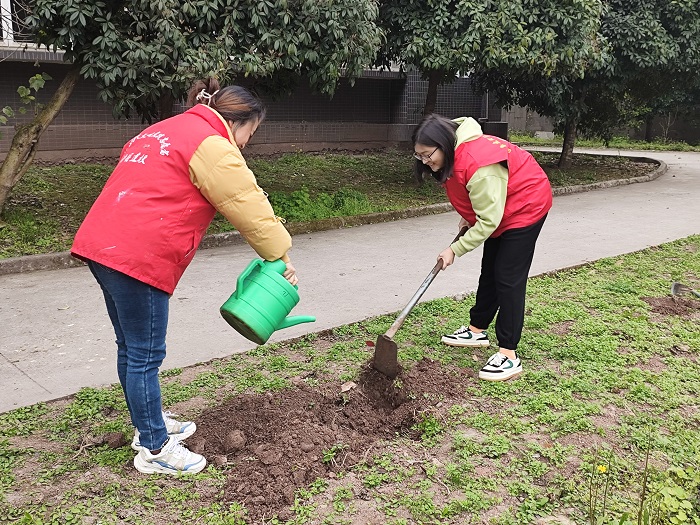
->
[283, 261, 299, 286]
[437, 247, 455, 270]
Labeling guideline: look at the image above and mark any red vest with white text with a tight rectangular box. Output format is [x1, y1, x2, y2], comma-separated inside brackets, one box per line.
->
[444, 135, 552, 237]
[71, 105, 229, 293]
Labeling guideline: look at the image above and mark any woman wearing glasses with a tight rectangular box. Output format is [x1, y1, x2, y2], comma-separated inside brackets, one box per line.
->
[413, 114, 552, 381]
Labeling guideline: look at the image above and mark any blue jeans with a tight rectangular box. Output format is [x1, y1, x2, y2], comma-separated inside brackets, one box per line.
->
[87, 260, 169, 451]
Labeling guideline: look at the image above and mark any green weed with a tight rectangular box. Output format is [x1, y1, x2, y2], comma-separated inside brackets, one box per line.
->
[412, 413, 445, 446]
[332, 486, 354, 512]
[58, 386, 125, 431]
[322, 443, 348, 466]
[0, 404, 49, 437]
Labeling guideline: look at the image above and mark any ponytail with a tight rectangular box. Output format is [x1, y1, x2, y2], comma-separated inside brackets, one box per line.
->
[187, 77, 266, 127]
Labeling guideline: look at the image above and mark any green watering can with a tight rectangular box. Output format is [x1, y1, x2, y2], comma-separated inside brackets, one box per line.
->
[220, 258, 316, 345]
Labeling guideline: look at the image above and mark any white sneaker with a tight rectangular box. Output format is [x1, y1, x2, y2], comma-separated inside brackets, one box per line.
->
[133, 435, 206, 475]
[131, 411, 197, 451]
[478, 352, 522, 381]
[441, 326, 490, 347]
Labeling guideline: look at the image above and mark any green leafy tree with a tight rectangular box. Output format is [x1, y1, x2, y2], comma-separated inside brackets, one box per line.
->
[466, 0, 608, 167]
[471, 0, 700, 166]
[614, 1, 700, 144]
[0, 0, 382, 216]
[567, 0, 700, 146]
[633, 77, 700, 143]
[376, 0, 606, 126]
[376, 0, 478, 116]
[0, 74, 51, 127]
[0, 72, 69, 224]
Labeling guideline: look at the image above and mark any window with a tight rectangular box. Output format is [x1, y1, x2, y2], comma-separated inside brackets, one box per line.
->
[1, 0, 33, 45]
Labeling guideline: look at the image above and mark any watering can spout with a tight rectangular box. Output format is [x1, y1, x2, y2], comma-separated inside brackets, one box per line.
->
[277, 315, 317, 330]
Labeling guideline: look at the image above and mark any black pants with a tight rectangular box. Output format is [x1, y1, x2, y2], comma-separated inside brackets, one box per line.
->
[469, 214, 547, 351]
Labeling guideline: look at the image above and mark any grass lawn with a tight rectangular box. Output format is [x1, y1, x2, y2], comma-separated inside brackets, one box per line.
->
[1, 235, 698, 524]
[0, 149, 658, 258]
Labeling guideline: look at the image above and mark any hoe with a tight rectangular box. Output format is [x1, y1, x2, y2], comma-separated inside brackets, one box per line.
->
[372, 227, 469, 378]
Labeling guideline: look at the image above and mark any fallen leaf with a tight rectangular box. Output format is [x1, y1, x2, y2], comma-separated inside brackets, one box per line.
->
[340, 381, 356, 393]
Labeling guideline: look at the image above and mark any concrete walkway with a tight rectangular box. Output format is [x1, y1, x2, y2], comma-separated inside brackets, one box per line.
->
[1, 149, 698, 413]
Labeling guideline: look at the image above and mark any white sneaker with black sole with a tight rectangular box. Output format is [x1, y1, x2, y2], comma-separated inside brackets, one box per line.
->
[131, 411, 197, 451]
[478, 352, 522, 381]
[133, 435, 206, 475]
[441, 326, 490, 347]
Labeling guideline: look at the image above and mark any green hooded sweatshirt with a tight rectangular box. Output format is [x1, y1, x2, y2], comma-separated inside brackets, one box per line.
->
[449, 117, 509, 257]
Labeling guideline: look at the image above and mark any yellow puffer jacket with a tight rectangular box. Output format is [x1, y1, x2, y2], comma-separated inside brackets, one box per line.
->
[189, 106, 291, 263]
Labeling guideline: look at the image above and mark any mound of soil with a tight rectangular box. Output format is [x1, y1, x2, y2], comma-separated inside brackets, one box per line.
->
[642, 295, 700, 316]
[189, 358, 475, 522]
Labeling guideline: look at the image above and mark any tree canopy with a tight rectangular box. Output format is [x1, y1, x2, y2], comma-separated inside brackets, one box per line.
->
[603, 0, 700, 141]
[378, 0, 700, 165]
[470, 0, 700, 165]
[376, 0, 480, 115]
[0, 0, 383, 217]
[27, 0, 383, 122]
[376, 0, 606, 120]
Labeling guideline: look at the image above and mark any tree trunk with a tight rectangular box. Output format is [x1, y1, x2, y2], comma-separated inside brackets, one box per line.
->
[644, 113, 654, 142]
[0, 66, 81, 218]
[159, 92, 174, 120]
[558, 119, 577, 168]
[423, 69, 443, 116]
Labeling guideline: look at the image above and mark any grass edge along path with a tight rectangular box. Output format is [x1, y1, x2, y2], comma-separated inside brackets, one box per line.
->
[0, 150, 665, 275]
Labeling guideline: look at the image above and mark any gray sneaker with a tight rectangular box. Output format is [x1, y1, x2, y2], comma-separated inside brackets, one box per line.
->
[131, 411, 197, 451]
[478, 352, 522, 381]
[133, 435, 206, 475]
[441, 326, 490, 347]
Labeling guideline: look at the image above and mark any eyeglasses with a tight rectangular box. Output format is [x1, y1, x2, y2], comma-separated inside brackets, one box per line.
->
[413, 146, 439, 162]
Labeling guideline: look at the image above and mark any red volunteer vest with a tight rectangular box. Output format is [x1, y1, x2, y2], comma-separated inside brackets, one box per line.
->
[71, 105, 230, 293]
[444, 135, 552, 237]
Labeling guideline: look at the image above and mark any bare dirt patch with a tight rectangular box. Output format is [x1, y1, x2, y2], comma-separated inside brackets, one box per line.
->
[642, 296, 700, 317]
[190, 358, 474, 522]
[550, 320, 575, 336]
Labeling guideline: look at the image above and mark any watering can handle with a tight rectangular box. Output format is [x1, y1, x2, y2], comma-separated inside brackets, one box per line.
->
[235, 259, 265, 299]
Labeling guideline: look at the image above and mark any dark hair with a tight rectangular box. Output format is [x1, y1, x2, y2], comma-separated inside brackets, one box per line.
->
[187, 77, 266, 129]
[412, 114, 458, 184]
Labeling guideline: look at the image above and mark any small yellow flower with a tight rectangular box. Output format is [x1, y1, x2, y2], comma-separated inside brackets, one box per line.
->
[596, 465, 608, 473]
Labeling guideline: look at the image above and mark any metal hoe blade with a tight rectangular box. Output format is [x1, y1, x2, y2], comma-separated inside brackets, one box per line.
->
[372, 334, 399, 378]
[671, 281, 700, 299]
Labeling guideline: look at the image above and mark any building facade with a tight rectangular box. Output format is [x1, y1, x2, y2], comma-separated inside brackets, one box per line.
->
[1, 1, 505, 161]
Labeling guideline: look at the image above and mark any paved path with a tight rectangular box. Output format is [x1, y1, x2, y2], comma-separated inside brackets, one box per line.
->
[1, 149, 698, 413]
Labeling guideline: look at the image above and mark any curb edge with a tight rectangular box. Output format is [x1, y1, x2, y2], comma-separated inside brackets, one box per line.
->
[0, 157, 667, 276]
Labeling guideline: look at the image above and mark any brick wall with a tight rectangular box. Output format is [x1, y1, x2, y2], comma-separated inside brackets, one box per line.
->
[1, 61, 497, 161]
[0, 62, 145, 157]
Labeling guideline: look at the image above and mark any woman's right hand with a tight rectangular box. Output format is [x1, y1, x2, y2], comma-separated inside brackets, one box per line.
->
[458, 218, 470, 231]
[437, 246, 456, 270]
[283, 261, 299, 286]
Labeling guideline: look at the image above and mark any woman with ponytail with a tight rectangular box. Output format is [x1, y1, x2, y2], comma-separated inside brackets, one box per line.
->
[71, 78, 297, 475]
